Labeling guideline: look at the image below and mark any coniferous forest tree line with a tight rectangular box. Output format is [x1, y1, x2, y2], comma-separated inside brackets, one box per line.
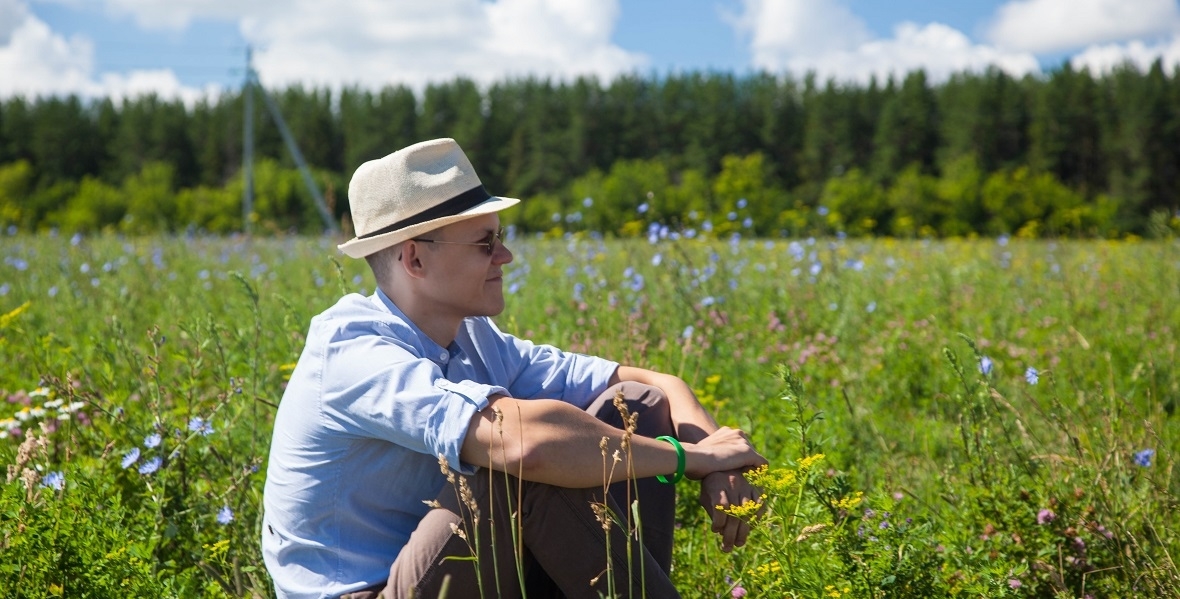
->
[1, 61, 1179, 239]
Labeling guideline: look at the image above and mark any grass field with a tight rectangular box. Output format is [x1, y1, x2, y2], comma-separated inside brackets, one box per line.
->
[1, 230, 1177, 597]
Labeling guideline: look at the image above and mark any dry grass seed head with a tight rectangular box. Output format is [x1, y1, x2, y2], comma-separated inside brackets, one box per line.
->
[796, 523, 828, 542]
[590, 502, 612, 532]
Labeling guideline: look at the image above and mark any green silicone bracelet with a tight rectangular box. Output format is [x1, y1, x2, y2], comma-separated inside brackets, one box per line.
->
[655, 435, 685, 484]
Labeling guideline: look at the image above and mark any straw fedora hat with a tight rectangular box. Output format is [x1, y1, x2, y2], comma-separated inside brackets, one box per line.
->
[337, 138, 519, 258]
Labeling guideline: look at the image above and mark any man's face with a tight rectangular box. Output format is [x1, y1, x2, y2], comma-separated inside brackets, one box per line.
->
[414, 213, 513, 320]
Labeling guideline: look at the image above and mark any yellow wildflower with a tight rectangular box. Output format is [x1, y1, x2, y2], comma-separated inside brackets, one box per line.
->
[834, 491, 864, 510]
[797, 453, 825, 472]
[718, 496, 766, 521]
[745, 465, 798, 493]
[0, 301, 30, 329]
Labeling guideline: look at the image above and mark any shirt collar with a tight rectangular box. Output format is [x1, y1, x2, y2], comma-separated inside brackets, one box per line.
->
[372, 288, 463, 366]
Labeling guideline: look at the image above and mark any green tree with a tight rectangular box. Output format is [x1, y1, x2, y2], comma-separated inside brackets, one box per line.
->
[0, 160, 35, 227]
[819, 168, 886, 235]
[418, 78, 484, 157]
[712, 152, 785, 236]
[53, 176, 125, 232]
[29, 96, 104, 184]
[885, 164, 940, 237]
[935, 155, 987, 236]
[872, 70, 939, 182]
[121, 162, 178, 233]
[110, 94, 196, 187]
[340, 85, 418, 177]
[1103, 60, 1177, 230]
[939, 67, 1030, 173]
[1028, 64, 1104, 193]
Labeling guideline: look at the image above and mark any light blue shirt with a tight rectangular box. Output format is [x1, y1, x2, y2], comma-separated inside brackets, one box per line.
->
[262, 289, 618, 599]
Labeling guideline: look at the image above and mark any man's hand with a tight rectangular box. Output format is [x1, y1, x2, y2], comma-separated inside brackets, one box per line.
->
[699, 469, 764, 552]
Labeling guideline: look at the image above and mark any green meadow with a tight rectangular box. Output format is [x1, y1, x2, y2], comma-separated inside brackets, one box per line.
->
[1, 232, 1177, 598]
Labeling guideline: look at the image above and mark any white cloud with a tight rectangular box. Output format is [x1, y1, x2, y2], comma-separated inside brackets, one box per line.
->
[1070, 34, 1180, 73]
[0, 4, 98, 98]
[986, 0, 1180, 54]
[4, 0, 645, 99]
[796, 22, 1041, 84]
[0, 0, 223, 103]
[244, 0, 645, 92]
[98, 0, 269, 30]
[733, 0, 872, 67]
[0, 0, 30, 44]
[99, 70, 223, 106]
[733, 0, 1040, 84]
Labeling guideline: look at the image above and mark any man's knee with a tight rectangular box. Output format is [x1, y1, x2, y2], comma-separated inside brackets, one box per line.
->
[593, 382, 672, 436]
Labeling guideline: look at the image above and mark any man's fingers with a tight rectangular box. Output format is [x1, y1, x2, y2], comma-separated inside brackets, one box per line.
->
[720, 515, 742, 552]
[733, 519, 751, 548]
[711, 502, 727, 532]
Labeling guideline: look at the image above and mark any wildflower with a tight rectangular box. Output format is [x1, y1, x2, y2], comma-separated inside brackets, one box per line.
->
[979, 356, 993, 376]
[188, 416, 214, 436]
[144, 433, 161, 448]
[217, 506, 235, 525]
[1025, 366, 1039, 385]
[1037, 508, 1055, 525]
[121, 447, 141, 469]
[139, 456, 162, 475]
[41, 471, 65, 490]
[797, 453, 825, 472]
[1008, 578, 1022, 589]
[833, 491, 864, 510]
[1133, 449, 1155, 467]
[719, 497, 765, 521]
[731, 584, 747, 598]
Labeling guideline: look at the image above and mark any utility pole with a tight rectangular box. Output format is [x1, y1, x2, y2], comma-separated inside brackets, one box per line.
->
[241, 45, 339, 235]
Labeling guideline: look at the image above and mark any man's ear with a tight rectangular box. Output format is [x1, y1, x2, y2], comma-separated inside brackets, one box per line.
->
[399, 240, 428, 279]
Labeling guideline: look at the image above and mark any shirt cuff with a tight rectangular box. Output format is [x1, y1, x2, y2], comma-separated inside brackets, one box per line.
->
[434, 379, 508, 475]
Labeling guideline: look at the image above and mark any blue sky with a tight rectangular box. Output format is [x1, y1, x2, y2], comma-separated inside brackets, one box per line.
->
[3, 0, 1179, 102]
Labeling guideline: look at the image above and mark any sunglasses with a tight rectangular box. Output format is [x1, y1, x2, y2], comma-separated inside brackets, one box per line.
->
[411, 226, 505, 256]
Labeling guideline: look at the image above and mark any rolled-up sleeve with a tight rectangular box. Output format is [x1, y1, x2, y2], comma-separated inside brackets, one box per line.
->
[469, 319, 618, 408]
[318, 325, 506, 475]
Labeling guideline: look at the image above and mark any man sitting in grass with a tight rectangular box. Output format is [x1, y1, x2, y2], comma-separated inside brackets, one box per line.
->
[262, 138, 767, 599]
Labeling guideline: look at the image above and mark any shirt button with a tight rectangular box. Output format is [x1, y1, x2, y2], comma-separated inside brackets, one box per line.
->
[439, 352, 448, 362]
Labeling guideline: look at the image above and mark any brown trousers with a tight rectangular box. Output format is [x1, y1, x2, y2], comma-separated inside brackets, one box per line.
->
[344, 382, 681, 599]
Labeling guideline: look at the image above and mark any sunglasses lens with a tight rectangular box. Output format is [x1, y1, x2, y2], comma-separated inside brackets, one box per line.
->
[486, 228, 500, 255]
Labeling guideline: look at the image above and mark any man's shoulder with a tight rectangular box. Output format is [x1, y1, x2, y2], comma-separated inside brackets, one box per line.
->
[310, 294, 410, 338]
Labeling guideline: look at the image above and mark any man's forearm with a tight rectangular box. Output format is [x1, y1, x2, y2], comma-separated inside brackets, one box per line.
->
[459, 396, 760, 488]
[613, 366, 720, 443]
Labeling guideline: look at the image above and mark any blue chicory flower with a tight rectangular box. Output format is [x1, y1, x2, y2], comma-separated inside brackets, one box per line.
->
[217, 505, 235, 525]
[1133, 449, 1155, 467]
[139, 456, 162, 475]
[41, 471, 65, 490]
[121, 447, 141, 469]
[188, 416, 214, 436]
[144, 433, 161, 448]
[979, 356, 993, 376]
[1025, 367, 1039, 385]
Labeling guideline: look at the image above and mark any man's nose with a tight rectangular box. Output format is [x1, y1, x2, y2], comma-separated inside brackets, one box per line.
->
[492, 240, 513, 264]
